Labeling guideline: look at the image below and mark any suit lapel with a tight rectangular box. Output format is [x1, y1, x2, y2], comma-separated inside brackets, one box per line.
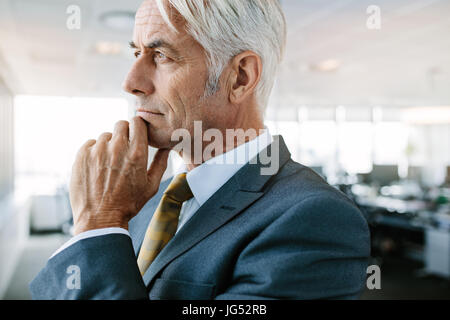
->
[142, 135, 291, 287]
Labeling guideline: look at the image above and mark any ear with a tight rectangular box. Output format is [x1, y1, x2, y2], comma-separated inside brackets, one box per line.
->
[229, 51, 262, 104]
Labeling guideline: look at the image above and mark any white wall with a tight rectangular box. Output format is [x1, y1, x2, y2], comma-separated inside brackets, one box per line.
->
[0, 78, 26, 298]
[0, 79, 13, 198]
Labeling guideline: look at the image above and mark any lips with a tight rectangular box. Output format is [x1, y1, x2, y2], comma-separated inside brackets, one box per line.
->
[136, 108, 163, 115]
[136, 108, 164, 123]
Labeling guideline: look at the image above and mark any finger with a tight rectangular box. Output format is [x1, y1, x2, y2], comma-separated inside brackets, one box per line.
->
[73, 139, 96, 177]
[97, 132, 113, 144]
[82, 139, 97, 149]
[129, 116, 148, 148]
[94, 132, 112, 151]
[147, 149, 170, 185]
[75, 139, 96, 161]
[111, 120, 129, 144]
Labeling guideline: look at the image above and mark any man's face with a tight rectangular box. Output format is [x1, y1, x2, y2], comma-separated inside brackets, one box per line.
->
[123, 0, 227, 149]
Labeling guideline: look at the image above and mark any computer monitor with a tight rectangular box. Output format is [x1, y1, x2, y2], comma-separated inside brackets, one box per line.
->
[369, 165, 399, 186]
[356, 173, 371, 184]
[407, 166, 422, 181]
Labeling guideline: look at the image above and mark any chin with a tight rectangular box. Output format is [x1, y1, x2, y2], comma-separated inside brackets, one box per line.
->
[147, 127, 174, 150]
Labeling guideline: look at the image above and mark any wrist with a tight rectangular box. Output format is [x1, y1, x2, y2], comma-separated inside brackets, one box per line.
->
[73, 215, 129, 236]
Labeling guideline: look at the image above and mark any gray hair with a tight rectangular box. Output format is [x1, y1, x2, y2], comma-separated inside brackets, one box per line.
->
[155, 0, 286, 115]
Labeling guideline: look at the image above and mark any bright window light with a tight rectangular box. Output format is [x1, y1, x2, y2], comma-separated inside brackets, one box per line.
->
[338, 122, 373, 174]
[374, 122, 408, 165]
[14, 95, 129, 195]
[298, 121, 337, 166]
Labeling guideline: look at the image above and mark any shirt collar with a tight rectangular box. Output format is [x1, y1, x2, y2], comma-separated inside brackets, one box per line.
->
[174, 127, 273, 206]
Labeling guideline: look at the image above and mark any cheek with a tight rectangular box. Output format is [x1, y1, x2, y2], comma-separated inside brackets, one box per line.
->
[166, 68, 207, 120]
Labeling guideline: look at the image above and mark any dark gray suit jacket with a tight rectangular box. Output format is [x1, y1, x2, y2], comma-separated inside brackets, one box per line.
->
[30, 135, 370, 299]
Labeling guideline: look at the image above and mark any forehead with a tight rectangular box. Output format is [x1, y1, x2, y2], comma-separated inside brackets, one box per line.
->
[134, 0, 185, 45]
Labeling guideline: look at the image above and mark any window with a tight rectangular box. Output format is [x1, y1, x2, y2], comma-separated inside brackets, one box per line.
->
[338, 122, 373, 174]
[14, 95, 129, 195]
[297, 121, 337, 167]
[373, 122, 408, 165]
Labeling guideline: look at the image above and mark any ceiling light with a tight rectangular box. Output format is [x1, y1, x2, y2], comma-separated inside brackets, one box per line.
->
[95, 41, 122, 55]
[310, 59, 341, 73]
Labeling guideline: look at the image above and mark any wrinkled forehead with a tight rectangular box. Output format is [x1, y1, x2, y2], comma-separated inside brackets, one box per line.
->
[134, 0, 184, 43]
[135, 0, 164, 27]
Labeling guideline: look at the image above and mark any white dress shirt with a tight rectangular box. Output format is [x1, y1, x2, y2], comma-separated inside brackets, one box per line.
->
[51, 128, 273, 259]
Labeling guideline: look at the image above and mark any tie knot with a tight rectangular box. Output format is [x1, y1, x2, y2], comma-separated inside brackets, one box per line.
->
[164, 173, 193, 203]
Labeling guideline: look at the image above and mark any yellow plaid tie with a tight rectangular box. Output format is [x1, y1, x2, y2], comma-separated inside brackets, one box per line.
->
[137, 173, 193, 275]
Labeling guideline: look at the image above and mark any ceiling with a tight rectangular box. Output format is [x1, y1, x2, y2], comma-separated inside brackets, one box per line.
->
[0, 0, 449, 108]
[279, 0, 450, 108]
[0, 0, 142, 98]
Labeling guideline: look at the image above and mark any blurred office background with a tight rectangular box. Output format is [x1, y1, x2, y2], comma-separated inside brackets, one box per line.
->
[1, 0, 450, 299]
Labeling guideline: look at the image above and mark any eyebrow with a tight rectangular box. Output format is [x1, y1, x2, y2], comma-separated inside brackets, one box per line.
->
[129, 39, 180, 57]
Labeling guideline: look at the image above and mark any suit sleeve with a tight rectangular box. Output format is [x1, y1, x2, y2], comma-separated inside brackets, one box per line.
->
[29, 233, 148, 300]
[215, 195, 371, 300]
[49, 228, 130, 259]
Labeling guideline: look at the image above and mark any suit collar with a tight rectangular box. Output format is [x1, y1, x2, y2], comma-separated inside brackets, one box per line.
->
[142, 135, 291, 287]
[235, 134, 291, 192]
[175, 128, 273, 206]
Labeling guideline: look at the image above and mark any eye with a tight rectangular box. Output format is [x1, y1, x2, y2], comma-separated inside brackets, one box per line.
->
[153, 51, 168, 62]
[134, 51, 141, 58]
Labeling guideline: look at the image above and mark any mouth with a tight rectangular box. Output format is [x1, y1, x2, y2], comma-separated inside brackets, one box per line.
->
[136, 108, 164, 123]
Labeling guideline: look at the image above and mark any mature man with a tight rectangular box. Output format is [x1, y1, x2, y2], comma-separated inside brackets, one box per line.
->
[30, 0, 370, 299]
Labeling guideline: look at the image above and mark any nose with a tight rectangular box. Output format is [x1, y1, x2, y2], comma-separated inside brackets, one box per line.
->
[122, 58, 155, 96]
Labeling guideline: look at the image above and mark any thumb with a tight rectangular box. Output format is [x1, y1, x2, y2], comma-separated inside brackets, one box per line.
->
[147, 148, 170, 186]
